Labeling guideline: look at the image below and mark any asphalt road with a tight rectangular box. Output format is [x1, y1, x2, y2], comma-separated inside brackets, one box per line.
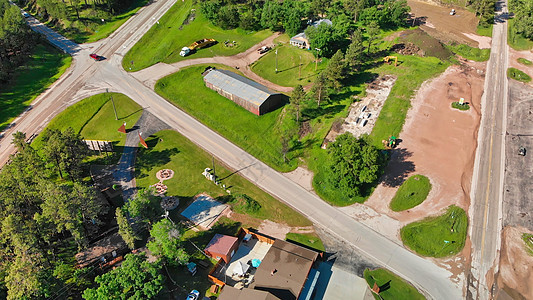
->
[0, 1, 464, 298]
[467, 0, 509, 299]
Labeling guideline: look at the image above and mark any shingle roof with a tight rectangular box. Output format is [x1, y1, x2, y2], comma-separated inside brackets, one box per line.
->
[218, 286, 281, 300]
[250, 239, 318, 300]
[290, 32, 307, 43]
[203, 69, 280, 106]
[204, 234, 238, 256]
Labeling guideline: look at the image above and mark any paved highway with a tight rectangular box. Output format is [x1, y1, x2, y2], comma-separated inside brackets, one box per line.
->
[467, 0, 509, 299]
[0, 1, 465, 298]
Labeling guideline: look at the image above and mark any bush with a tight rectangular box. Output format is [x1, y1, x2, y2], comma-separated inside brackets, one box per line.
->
[451, 101, 470, 111]
[390, 175, 431, 211]
[231, 194, 261, 213]
[507, 67, 532, 83]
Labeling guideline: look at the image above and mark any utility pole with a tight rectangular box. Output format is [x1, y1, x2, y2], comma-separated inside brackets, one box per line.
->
[275, 49, 278, 73]
[299, 55, 302, 79]
[107, 88, 118, 120]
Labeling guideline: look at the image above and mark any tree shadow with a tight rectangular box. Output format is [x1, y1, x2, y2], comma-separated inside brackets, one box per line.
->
[380, 147, 415, 188]
[135, 147, 180, 178]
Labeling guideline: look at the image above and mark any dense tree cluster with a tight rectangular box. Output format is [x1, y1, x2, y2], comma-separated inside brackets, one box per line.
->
[509, 0, 533, 39]
[0, 130, 107, 299]
[0, 0, 37, 83]
[199, 0, 411, 57]
[326, 133, 384, 198]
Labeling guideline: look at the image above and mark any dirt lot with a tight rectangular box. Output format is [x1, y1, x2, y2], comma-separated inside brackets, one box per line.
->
[365, 61, 485, 224]
[408, 0, 484, 47]
[497, 226, 533, 300]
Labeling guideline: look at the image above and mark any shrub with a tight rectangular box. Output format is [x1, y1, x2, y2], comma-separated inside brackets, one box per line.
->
[451, 101, 470, 111]
[232, 194, 261, 213]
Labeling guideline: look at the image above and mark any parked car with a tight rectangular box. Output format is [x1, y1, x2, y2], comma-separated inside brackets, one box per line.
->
[22, 12, 30, 18]
[186, 290, 200, 300]
[257, 46, 270, 54]
[89, 53, 104, 61]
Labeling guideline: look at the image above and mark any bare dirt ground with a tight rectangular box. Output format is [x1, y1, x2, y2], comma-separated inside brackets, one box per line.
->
[322, 75, 397, 147]
[365, 61, 485, 224]
[497, 226, 533, 300]
[282, 166, 315, 193]
[408, 0, 487, 47]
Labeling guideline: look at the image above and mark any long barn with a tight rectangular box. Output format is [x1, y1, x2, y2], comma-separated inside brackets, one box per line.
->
[203, 68, 283, 116]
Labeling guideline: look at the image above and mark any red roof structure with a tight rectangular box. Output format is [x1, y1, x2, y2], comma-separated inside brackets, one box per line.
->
[204, 234, 239, 263]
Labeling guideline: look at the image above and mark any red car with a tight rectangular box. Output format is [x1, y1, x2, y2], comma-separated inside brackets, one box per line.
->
[89, 53, 103, 61]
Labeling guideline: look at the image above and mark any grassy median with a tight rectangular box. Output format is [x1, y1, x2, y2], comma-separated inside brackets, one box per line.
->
[390, 175, 431, 211]
[400, 205, 467, 257]
[364, 268, 425, 300]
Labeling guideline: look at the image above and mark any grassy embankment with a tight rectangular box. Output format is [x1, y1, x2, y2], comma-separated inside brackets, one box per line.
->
[123, 0, 271, 71]
[364, 268, 426, 300]
[389, 175, 431, 211]
[508, 18, 533, 51]
[447, 44, 490, 61]
[135, 129, 311, 227]
[31, 93, 143, 150]
[251, 34, 328, 87]
[286, 232, 325, 252]
[400, 205, 468, 257]
[507, 67, 531, 83]
[0, 44, 71, 132]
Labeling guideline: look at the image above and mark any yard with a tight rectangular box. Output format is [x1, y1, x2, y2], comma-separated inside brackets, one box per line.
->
[123, 0, 271, 71]
[363, 268, 425, 300]
[32, 93, 143, 150]
[135, 130, 311, 227]
[400, 205, 468, 257]
[0, 43, 71, 131]
[251, 35, 327, 87]
[389, 175, 431, 211]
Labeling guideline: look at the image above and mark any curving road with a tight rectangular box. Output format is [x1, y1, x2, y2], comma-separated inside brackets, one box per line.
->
[0, 1, 464, 298]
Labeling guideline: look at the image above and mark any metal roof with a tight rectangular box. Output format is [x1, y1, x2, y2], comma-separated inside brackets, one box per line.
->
[203, 69, 280, 106]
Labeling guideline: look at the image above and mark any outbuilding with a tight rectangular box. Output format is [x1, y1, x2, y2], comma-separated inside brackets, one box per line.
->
[203, 68, 283, 116]
[204, 234, 239, 263]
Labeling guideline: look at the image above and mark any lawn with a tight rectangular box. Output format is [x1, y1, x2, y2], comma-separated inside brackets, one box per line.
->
[32, 93, 143, 150]
[508, 18, 533, 51]
[251, 36, 327, 87]
[135, 130, 311, 227]
[155, 64, 296, 172]
[507, 67, 532, 83]
[363, 268, 425, 300]
[400, 205, 468, 257]
[389, 175, 431, 212]
[369, 55, 449, 148]
[446, 44, 490, 62]
[123, 0, 271, 71]
[286, 232, 325, 252]
[0, 43, 71, 131]
[476, 25, 492, 37]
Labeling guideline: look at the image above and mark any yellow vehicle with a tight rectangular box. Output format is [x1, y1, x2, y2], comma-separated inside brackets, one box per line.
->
[180, 38, 216, 56]
[384, 56, 398, 67]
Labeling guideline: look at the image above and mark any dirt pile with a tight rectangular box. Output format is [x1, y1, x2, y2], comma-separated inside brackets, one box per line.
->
[497, 226, 533, 300]
[392, 42, 424, 56]
[397, 28, 453, 60]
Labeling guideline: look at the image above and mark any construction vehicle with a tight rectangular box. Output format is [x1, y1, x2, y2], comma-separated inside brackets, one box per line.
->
[180, 38, 216, 57]
[384, 56, 398, 67]
[382, 136, 397, 149]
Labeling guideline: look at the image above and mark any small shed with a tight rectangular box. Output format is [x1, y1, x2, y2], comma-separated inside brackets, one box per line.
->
[203, 68, 283, 115]
[204, 234, 239, 263]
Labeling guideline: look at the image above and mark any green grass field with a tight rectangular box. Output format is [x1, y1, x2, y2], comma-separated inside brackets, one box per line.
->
[508, 67, 532, 83]
[390, 175, 431, 211]
[508, 19, 533, 51]
[447, 44, 490, 62]
[286, 232, 325, 252]
[251, 37, 327, 87]
[155, 64, 296, 172]
[135, 130, 311, 227]
[518, 58, 532, 66]
[123, 0, 271, 71]
[476, 25, 493, 37]
[0, 43, 71, 131]
[400, 205, 468, 257]
[369, 55, 449, 148]
[363, 268, 425, 300]
[32, 93, 142, 149]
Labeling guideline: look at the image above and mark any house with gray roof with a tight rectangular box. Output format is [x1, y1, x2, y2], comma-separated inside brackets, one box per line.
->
[202, 68, 283, 116]
[289, 19, 332, 50]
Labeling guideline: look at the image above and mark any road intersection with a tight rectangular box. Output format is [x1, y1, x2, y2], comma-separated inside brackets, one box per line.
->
[2, 0, 514, 298]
